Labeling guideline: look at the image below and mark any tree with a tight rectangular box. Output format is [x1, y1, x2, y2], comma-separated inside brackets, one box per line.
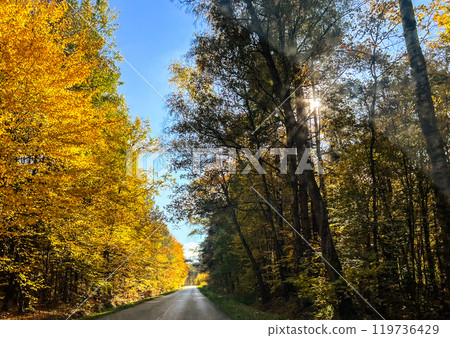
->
[0, 0, 188, 315]
[169, 0, 449, 319]
[170, 0, 356, 318]
[398, 0, 450, 292]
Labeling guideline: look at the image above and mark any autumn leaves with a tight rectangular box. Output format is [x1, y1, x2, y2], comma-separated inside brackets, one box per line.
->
[0, 0, 187, 315]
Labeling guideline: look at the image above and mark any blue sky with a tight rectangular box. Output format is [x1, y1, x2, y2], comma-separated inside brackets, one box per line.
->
[108, 0, 203, 258]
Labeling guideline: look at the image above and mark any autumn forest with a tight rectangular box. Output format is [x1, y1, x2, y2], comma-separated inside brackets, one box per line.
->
[0, 0, 187, 318]
[1, 0, 450, 321]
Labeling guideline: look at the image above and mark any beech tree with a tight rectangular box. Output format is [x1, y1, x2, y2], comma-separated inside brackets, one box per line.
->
[0, 0, 187, 315]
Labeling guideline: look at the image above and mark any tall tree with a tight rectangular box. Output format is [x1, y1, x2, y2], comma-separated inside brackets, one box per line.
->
[398, 0, 450, 291]
[0, 0, 188, 315]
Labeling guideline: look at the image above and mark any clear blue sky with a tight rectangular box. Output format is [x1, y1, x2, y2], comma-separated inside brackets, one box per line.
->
[108, 0, 203, 257]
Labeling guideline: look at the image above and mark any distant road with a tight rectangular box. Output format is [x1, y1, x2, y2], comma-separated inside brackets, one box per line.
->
[100, 286, 229, 320]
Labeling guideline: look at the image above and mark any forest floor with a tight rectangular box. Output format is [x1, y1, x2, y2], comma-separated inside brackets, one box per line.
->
[198, 287, 288, 320]
[0, 305, 74, 320]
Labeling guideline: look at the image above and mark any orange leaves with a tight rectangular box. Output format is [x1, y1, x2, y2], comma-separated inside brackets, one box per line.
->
[368, 0, 399, 24]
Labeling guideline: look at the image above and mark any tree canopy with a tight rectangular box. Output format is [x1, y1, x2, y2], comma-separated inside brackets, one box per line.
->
[166, 0, 449, 319]
[0, 0, 187, 317]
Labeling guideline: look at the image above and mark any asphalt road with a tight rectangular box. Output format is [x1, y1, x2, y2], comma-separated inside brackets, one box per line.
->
[100, 286, 229, 320]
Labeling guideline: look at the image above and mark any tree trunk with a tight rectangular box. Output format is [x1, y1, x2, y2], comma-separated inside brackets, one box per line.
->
[260, 175, 288, 298]
[294, 74, 356, 319]
[222, 179, 271, 304]
[295, 85, 313, 247]
[312, 80, 326, 199]
[306, 170, 356, 319]
[287, 143, 305, 270]
[1, 276, 14, 312]
[369, 70, 379, 256]
[418, 173, 436, 288]
[403, 154, 416, 293]
[398, 0, 450, 291]
[231, 209, 271, 304]
[244, 0, 355, 317]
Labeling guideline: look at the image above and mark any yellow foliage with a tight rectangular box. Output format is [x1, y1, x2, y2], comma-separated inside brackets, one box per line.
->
[434, 0, 450, 44]
[195, 273, 210, 287]
[0, 0, 187, 313]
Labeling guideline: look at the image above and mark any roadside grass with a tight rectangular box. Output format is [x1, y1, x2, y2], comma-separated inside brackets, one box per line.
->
[198, 287, 285, 320]
[78, 290, 177, 320]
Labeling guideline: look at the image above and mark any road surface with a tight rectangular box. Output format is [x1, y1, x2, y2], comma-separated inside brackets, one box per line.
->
[100, 286, 229, 320]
